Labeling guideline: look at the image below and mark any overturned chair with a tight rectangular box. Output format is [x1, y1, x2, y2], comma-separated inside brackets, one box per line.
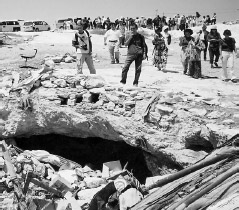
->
[19, 48, 38, 68]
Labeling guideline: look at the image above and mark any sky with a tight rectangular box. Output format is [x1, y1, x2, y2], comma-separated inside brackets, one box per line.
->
[1, 0, 239, 27]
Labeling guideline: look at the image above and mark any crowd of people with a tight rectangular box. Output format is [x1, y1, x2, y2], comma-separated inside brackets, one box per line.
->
[71, 12, 237, 86]
[72, 12, 217, 32]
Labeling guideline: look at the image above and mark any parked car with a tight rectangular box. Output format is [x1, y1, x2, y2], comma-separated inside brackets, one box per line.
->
[22, 21, 51, 32]
[0, 20, 21, 32]
[56, 18, 81, 30]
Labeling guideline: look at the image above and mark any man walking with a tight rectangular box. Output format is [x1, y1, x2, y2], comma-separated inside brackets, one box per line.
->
[104, 22, 121, 64]
[72, 21, 96, 74]
[207, 25, 221, 68]
[120, 23, 148, 87]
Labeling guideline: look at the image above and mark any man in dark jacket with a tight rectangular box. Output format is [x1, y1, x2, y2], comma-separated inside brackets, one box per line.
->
[207, 25, 221, 68]
[120, 23, 148, 87]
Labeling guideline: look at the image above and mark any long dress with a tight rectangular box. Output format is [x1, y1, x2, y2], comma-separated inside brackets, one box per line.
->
[187, 38, 205, 79]
[152, 34, 168, 71]
[179, 36, 194, 74]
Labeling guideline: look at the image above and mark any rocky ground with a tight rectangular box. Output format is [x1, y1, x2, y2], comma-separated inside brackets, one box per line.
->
[0, 24, 239, 208]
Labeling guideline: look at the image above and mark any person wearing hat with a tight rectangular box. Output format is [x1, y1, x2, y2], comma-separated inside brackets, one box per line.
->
[104, 22, 121, 64]
[220, 29, 237, 82]
[72, 21, 96, 74]
[179, 28, 194, 74]
[207, 25, 221, 68]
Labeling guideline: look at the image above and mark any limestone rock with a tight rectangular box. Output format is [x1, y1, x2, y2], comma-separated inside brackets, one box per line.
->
[188, 108, 207, 116]
[89, 88, 105, 94]
[64, 56, 74, 63]
[222, 119, 234, 125]
[82, 92, 92, 103]
[155, 104, 173, 114]
[84, 75, 105, 89]
[207, 111, 225, 119]
[53, 79, 67, 88]
[107, 101, 115, 111]
[106, 94, 120, 103]
[41, 81, 57, 88]
[51, 56, 64, 63]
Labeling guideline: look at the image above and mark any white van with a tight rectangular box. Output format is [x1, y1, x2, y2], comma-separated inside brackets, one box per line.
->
[22, 21, 51, 32]
[0, 20, 21, 32]
[56, 18, 81, 30]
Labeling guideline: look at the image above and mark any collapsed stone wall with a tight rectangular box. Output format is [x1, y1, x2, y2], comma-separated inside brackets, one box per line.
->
[1, 71, 239, 175]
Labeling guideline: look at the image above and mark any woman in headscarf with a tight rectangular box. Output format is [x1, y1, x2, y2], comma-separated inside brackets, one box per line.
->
[220, 29, 237, 82]
[179, 28, 194, 74]
[187, 34, 205, 79]
[152, 27, 168, 71]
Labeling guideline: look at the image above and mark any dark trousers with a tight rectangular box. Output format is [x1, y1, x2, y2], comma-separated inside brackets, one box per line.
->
[120, 54, 143, 85]
[209, 48, 220, 64]
[202, 40, 208, 60]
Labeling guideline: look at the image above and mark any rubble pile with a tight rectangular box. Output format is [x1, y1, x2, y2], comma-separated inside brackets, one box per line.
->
[0, 140, 146, 210]
[43, 53, 100, 65]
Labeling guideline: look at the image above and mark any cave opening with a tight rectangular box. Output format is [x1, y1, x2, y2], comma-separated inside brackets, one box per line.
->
[15, 134, 153, 184]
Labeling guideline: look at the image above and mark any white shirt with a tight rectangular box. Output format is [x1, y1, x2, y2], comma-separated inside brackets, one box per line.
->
[104, 29, 121, 41]
[73, 31, 90, 54]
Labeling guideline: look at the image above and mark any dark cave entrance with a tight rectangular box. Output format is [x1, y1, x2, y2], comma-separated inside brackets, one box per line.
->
[15, 134, 153, 184]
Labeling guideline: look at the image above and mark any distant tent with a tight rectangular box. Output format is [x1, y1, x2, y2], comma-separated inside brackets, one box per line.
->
[196, 12, 201, 18]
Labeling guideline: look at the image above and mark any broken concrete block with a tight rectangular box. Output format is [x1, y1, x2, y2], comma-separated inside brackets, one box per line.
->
[53, 79, 67, 88]
[102, 160, 122, 178]
[84, 177, 106, 189]
[57, 169, 79, 184]
[49, 174, 72, 192]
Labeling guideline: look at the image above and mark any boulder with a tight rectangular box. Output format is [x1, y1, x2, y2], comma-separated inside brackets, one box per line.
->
[106, 94, 120, 103]
[41, 81, 57, 88]
[107, 101, 115, 111]
[53, 79, 67, 88]
[84, 75, 105, 89]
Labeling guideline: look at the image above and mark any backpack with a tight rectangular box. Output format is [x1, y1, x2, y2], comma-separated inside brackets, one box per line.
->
[72, 30, 92, 53]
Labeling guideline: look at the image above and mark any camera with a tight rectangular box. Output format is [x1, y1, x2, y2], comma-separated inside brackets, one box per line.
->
[80, 44, 88, 50]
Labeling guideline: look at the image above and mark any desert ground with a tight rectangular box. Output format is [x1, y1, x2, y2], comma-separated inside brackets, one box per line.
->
[1, 23, 239, 209]
[1, 23, 239, 96]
